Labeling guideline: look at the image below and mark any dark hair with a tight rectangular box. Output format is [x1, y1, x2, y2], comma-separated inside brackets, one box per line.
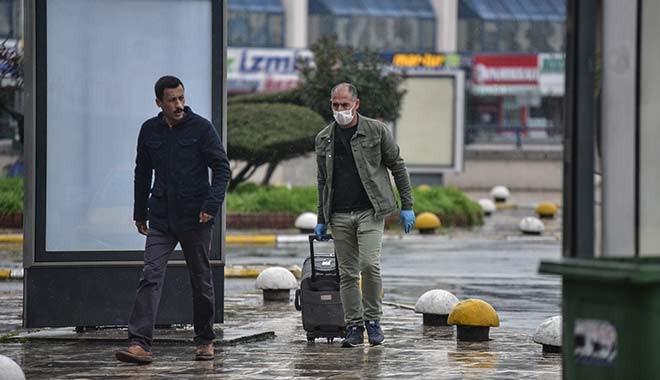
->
[154, 76, 184, 100]
[331, 83, 358, 100]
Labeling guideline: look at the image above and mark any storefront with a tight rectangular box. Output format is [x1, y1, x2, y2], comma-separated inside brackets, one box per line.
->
[466, 53, 564, 143]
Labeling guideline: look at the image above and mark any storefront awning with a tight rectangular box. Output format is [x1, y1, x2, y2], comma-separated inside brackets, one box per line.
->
[309, 0, 435, 19]
[228, 0, 283, 13]
[459, 0, 565, 22]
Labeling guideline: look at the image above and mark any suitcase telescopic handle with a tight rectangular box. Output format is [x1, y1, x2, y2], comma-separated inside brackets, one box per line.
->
[308, 234, 336, 282]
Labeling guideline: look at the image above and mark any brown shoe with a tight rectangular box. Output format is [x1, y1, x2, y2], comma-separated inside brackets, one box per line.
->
[195, 343, 214, 361]
[115, 344, 153, 364]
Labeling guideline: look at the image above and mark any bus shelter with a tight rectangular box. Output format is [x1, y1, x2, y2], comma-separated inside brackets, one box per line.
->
[22, 0, 228, 328]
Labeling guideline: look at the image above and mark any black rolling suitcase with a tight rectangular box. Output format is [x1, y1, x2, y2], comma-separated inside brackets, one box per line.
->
[294, 234, 346, 343]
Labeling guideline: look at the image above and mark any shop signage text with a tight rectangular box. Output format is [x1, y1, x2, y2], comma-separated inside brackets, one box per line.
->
[472, 55, 539, 86]
[390, 53, 463, 69]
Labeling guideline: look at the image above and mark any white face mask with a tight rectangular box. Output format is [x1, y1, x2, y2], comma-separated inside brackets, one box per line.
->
[333, 107, 354, 125]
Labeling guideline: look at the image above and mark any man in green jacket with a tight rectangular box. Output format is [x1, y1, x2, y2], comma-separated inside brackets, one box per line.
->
[314, 83, 416, 347]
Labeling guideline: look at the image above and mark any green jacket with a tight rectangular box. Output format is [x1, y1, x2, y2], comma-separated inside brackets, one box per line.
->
[315, 114, 414, 224]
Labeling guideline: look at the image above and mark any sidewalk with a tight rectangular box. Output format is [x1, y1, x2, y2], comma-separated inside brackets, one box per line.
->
[0, 291, 561, 379]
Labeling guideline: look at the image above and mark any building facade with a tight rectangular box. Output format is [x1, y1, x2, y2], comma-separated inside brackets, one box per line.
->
[228, 0, 566, 145]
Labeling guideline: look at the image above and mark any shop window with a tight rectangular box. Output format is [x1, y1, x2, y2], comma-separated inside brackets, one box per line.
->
[228, 10, 284, 47]
[308, 0, 435, 52]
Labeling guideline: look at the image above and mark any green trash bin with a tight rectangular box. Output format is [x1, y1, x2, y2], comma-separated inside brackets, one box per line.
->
[539, 258, 660, 380]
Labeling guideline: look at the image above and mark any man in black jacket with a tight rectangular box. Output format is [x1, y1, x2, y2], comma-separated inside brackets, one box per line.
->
[116, 76, 230, 364]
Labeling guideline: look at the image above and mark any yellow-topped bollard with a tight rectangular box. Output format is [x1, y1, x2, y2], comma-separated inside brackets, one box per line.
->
[535, 202, 558, 219]
[417, 184, 432, 192]
[413, 212, 441, 234]
[448, 299, 500, 341]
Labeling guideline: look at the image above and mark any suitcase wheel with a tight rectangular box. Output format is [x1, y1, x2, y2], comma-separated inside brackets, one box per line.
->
[327, 337, 334, 344]
[307, 332, 316, 343]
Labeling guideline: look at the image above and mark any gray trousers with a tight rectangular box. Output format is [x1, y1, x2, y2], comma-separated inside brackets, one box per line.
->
[128, 227, 215, 351]
[330, 209, 385, 326]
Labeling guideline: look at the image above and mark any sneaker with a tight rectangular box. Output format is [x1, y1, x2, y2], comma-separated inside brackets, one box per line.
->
[115, 344, 153, 364]
[365, 320, 384, 346]
[341, 325, 365, 348]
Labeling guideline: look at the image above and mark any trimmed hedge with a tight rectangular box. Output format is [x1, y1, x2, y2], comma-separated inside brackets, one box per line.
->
[227, 184, 483, 228]
[227, 102, 326, 163]
[408, 186, 484, 227]
[228, 89, 303, 106]
[0, 177, 22, 215]
[0, 178, 483, 228]
[227, 184, 318, 215]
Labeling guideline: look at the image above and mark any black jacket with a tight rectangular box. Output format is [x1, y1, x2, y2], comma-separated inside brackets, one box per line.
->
[133, 107, 231, 232]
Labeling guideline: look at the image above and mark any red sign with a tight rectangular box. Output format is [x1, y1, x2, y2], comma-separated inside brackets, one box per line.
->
[472, 55, 539, 86]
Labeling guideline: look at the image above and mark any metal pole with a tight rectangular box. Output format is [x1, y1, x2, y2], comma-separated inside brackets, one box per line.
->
[562, 0, 598, 258]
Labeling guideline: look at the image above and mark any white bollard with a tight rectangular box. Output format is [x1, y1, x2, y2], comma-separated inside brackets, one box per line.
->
[0, 355, 25, 380]
[294, 212, 317, 233]
[533, 316, 562, 353]
[519, 216, 545, 235]
[255, 267, 298, 301]
[478, 199, 496, 216]
[490, 186, 510, 203]
[414, 289, 460, 326]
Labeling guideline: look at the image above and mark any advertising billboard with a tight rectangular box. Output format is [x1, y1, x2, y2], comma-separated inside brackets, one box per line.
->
[227, 47, 312, 93]
[395, 72, 464, 173]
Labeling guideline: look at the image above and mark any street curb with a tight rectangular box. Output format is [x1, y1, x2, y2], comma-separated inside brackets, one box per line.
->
[226, 235, 277, 245]
[0, 234, 22, 244]
[0, 265, 300, 281]
[7, 327, 275, 346]
[0, 232, 445, 247]
[495, 203, 519, 210]
[0, 268, 23, 280]
[225, 264, 301, 279]
[0, 234, 285, 246]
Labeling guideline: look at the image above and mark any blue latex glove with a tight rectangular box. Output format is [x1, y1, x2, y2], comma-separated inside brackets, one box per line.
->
[399, 210, 416, 234]
[314, 223, 328, 240]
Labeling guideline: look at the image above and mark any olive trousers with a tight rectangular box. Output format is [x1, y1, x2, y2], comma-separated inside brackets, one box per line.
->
[330, 209, 385, 326]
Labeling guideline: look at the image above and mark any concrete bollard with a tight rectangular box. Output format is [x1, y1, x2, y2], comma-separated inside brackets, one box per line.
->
[294, 212, 317, 233]
[478, 199, 496, 216]
[448, 299, 500, 342]
[535, 202, 558, 219]
[519, 216, 545, 235]
[414, 212, 441, 235]
[0, 355, 25, 380]
[414, 289, 460, 326]
[490, 186, 510, 204]
[533, 316, 562, 353]
[255, 267, 298, 302]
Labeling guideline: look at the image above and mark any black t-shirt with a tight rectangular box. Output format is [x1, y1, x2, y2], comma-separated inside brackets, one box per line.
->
[332, 124, 373, 213]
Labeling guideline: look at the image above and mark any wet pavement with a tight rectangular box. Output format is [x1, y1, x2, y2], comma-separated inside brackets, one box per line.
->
[0, 203, 563, 379]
